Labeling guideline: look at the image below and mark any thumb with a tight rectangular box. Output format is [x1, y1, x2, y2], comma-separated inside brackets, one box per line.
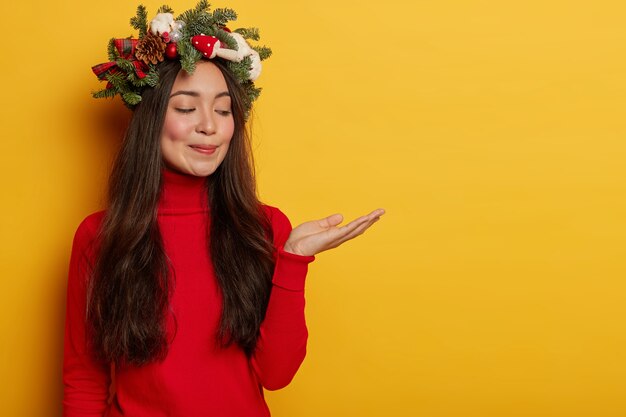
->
[320, 213, 343, 228]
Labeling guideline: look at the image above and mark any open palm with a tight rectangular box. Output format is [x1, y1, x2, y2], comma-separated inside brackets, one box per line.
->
[283, 208, 385, 257]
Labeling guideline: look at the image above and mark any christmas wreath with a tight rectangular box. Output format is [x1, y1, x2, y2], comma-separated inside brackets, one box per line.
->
[91, 1, 272, 113]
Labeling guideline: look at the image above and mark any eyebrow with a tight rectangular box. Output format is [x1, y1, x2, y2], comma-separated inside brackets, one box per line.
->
[169, 90, 231, 99]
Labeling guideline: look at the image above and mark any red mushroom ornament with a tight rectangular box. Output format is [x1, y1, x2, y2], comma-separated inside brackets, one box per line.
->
[191, 34, 221, 59]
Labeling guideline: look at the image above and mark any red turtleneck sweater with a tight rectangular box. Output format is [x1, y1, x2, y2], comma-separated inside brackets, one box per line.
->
[63, 169, 315, 417]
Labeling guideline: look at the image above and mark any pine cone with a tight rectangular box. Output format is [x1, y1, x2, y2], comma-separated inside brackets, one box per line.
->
[135, 33, 167, 65]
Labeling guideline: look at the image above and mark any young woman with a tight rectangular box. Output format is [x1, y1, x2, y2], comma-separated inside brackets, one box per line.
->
[63, 4, 384, 416]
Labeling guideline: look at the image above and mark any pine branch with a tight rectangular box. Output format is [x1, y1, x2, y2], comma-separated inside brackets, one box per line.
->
[105, 72, 129, 92]
[178, 38, 202, 74]
[130, 5, 148, 37]
[179, 10, 216, 51]
[252, 45, 272, 60]
[195, 0, 211, 13]
[185, 13, 215, 36]
[234, 27, 259, 41]
[215, 30, 236, 50]
[247, 84, 261, 102]
[144, 67, 159, 87]
[122, 92, 142, 106]
[227, 58, 252, 81]
[127, 72, 142, 87]
[242, 82, 260, 112]
[212, 8, 237, 26]
[92, 88, 118, 99]
[116, 58, 136, 73]
[107, 38, 119, 61]
[176, 0, 210, 23]
[126, 64, 159, 86]
[157, 5, 174, 14]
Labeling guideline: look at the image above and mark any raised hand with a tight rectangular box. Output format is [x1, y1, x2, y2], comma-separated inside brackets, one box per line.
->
[283, 208, 385, 257]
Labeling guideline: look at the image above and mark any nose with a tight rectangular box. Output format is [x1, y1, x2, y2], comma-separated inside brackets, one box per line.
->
[196, 108, 216, 135]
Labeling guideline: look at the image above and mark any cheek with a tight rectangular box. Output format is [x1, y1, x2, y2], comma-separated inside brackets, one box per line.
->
[223, 118, 235, 140]
[162, 115, 190, 143]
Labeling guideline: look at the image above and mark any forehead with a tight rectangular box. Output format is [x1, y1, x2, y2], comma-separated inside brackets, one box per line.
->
[171, 61, 228, 93]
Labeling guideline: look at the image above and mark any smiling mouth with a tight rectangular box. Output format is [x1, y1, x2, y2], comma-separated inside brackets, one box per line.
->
[189, 145, 217, 154]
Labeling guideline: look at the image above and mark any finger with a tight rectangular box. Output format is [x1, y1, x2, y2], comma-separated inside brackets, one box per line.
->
[340, 208, 385, 229]
[337, 213, 372, 231]
[338, 211, 382, 233]
[313, 209, 384, 232]
[316, 213, 343, 229]
[339, 216, 380, 243]
[326, 216, 381, 248]
[368, 208, 386, 218]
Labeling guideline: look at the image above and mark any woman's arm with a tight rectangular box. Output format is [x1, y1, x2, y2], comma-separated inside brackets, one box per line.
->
[250, 207, 314, 390]
[63, 214, 111, 417]
[250, 207, 384, 390]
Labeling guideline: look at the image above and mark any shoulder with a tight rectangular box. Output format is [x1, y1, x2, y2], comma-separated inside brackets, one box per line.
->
[72, 210, 106, 251]
[261, 205, 292, 246]
[68, 211, 106, 278]
[262, 205, 292, 228]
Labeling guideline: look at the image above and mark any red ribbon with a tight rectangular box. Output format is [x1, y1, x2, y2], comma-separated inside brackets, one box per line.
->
[92, 38, 149, 88]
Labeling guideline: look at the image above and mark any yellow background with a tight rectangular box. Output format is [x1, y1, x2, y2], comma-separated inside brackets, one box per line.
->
[1, 0, 625, 416]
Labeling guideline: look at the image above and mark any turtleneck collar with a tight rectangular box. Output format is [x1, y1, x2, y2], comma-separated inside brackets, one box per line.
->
[158, 168, 209, 214]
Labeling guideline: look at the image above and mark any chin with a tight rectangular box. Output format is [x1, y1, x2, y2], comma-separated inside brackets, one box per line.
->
[193, 171, 215, 177]
[164, 154, 224, 177]
[188, 164, 220, 177]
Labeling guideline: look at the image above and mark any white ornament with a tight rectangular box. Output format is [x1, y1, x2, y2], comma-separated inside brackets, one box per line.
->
[211, 32, 262, 80]
[229, 32, 253, 62]
[150, 13, 174, 36]
[215, 32, 253, 62]
[172, 20, 185, 31]
[248, 50, 262, 81]
[170, 30, 182, 43]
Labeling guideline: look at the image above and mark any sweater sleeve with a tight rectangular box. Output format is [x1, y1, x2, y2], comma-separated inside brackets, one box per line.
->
[63, 214, 111, 417]
[250, 207, 315, 391]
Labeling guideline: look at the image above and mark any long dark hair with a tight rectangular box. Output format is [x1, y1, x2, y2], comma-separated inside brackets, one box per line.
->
[86, 59, 276, 365]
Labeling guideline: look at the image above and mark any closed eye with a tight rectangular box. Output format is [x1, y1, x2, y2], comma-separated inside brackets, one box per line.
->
[216, 110, 232, 116]
[175, 108, 195, 114]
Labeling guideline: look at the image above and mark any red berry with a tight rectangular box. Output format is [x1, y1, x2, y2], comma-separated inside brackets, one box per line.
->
[165, 43, 178, 59]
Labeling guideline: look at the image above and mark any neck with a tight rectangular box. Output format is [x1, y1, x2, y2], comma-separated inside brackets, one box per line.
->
[158, 167, 209, 214]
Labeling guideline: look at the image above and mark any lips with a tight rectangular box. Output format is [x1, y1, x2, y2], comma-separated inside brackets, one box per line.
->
[189, 144, 217, 154]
